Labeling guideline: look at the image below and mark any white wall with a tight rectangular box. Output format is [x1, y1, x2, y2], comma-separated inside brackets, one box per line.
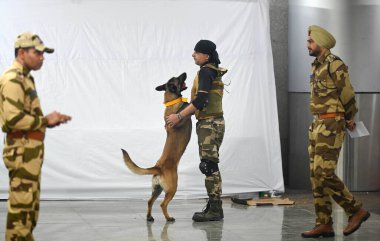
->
[0, 0, 283, 199]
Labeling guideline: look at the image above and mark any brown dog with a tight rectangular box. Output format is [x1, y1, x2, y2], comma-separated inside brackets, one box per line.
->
[121, 72, 192, 222]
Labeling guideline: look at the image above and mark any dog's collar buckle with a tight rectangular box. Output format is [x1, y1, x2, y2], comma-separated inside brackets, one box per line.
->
[164, 97, 188, 107]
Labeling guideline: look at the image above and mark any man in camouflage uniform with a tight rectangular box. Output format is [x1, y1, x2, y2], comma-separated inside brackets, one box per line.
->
[302, 25, 370, 238]
[0, 32, 71, 241]
[166, 40, 227, 222]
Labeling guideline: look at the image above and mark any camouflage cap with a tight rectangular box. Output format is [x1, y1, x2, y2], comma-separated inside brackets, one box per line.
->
[308, 25, 336, 49]
[14, 32, 54, 53]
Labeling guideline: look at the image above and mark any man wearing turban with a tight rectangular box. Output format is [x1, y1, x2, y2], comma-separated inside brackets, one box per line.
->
[166, 40, 227, 222]
[302, 25, 370, 238]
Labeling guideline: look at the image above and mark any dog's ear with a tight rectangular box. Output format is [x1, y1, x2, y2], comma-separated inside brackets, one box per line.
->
[155, 84, 166, 91]
[178, 72, 187, 82]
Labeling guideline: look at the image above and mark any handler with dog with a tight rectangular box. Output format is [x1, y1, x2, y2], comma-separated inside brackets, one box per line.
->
[0, 32, 71, 241]
[166, 39, 227, 222]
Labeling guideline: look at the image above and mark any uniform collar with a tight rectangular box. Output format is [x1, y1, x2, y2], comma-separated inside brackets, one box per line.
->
[200, 61, 214, 68]
[316, 50, 331, 64]
[13, 60, 31, 76]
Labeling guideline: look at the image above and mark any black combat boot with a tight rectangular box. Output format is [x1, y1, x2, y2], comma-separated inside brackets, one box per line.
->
[192, 200, 223, 222]
[193, 200, 224, 218]
[193, 200, 210, 216]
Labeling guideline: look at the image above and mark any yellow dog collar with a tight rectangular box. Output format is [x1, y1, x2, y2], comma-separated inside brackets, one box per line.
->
[164, 97, 188, 107]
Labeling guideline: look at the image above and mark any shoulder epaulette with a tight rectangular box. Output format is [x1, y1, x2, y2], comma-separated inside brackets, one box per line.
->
[326, 54, 343, 79]
[326, 54, 341, 63]
[203, 64, 228, 77]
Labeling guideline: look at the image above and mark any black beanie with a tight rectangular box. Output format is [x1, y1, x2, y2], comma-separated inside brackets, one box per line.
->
[194, 40, 216, 55]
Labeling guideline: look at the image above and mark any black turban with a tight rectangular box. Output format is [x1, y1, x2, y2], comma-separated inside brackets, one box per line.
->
[194, 40, 221, 65]
[194, 40, 216, 55]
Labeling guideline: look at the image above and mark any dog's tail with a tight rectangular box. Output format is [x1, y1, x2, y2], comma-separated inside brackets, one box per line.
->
[121, 149, 161, 175]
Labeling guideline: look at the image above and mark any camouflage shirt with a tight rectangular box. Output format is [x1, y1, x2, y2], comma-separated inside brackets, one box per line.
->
[310, 50, 358, 120]
[0, 61, 47, 133]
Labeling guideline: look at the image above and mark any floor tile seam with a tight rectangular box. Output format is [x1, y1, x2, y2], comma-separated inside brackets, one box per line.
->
[73, 209, 111, 238]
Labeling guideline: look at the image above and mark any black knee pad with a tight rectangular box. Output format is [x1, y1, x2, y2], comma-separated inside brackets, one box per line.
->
[199, 159, 219, 176]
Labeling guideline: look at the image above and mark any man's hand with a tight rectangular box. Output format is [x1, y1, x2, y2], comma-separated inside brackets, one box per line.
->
[59, 113, 72, 124]
[165, 103, 196, 127]
[45, 111, 72, 128]
[346, 119, 356, 131]
[166, 114, 181, 128]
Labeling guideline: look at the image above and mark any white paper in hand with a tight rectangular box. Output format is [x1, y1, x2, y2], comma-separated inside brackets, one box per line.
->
[347, 121, 370, 138]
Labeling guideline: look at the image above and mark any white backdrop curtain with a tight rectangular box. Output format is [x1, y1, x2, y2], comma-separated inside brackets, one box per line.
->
[0, 0, 283, 199]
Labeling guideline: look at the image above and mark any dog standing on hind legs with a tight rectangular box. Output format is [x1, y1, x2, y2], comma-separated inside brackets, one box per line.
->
[121, 72, 192, 222]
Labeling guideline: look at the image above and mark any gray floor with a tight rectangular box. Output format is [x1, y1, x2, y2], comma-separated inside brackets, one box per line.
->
[0, 194, 379, 241]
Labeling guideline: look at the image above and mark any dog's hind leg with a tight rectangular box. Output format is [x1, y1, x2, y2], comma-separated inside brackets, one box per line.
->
[147, 175, 163, 222]
[161, 190, 176, 222]
[160, 173, 178, 222]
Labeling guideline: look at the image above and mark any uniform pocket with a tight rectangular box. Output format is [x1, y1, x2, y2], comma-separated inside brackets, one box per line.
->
[3, 148, 16, 159]
[319, 79, 337, 90]
[9, 178, 34, 209]
[3, 147, 24, 170]
[199, 143, 218, 161]
[333, 126, 345, 148]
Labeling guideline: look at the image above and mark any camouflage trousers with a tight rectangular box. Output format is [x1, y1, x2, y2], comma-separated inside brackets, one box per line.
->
[196, 117, 225, 200]
[308, 117, 361, 225]
[2, 137, 44, 241]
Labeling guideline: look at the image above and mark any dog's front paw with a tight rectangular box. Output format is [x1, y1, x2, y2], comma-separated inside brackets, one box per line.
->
[166, 217, 175, 223]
